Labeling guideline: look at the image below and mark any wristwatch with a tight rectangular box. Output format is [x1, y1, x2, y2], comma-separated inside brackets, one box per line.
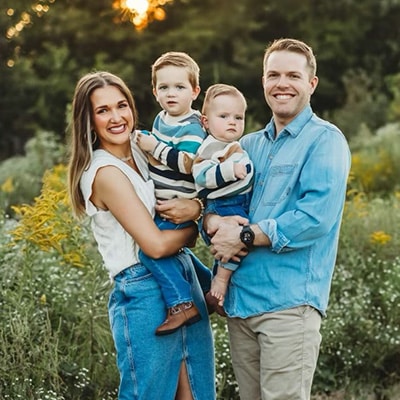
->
[240, 225, 255, 248]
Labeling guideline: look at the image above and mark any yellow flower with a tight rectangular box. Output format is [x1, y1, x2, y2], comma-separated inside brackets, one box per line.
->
[370, 230, 392, 245]
[39, 294, 47, 305]
[9, 164, 89, 267]
[1, 177, 14, 193]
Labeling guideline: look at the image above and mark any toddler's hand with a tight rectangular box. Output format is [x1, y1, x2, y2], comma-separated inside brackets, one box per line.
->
[136, 130, 158, 153]
[234, 163, 247, 180]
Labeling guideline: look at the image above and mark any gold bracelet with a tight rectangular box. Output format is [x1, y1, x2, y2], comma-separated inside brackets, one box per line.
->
[193, 197, 205, 222]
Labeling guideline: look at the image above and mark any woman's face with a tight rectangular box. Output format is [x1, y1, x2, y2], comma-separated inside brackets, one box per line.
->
[90, 85, 134, 150]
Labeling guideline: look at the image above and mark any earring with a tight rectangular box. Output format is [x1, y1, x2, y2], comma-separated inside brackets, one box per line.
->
[91, 130, 97, 144]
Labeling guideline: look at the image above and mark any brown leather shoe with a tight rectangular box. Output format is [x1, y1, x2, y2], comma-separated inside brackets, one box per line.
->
[205, 292, 227, 317]
[204, 291, 216, 315]
[155, 302, 201, 336]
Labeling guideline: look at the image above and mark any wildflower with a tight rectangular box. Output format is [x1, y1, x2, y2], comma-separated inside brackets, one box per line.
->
[370, 230, 392, 245]
[1, 177, 14, 193]
[39, 294, 47, 305]
[9, 164, 89, 267]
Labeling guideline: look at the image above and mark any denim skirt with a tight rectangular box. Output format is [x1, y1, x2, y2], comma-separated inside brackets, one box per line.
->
[108, 249, 216, 400]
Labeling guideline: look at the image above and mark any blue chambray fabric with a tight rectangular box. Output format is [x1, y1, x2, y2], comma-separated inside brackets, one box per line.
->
[224, 105, 351, 318]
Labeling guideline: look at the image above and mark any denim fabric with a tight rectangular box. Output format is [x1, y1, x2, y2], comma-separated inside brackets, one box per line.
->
[185, 247, 212, 293]
[109, 252, 216, 400]
[138, 214, 212, 307]
[224, 106, 351, 318]
[205, 192, 251, 220]
[206, 193, 251, 272]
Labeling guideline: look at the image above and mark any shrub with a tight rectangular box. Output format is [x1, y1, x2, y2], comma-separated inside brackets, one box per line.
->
[327, 69, 389, 141]
[2, 144, 400, 397]
[313, 192, 400, 396]
[0, 166, 118, 399]
[0, 130, 65, 215]
[348, 123, 400, 195]
[0, 165, 239, 399]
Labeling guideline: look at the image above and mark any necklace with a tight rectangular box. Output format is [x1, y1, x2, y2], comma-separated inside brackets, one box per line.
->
[119, 155, 132, 162]
[101, 148, 132, 162]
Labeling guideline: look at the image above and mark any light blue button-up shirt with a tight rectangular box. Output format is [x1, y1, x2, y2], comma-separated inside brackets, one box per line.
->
[224, 105, 351, 318]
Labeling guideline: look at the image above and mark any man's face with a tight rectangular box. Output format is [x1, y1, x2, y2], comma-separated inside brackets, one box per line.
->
[262, 50, 318, 132]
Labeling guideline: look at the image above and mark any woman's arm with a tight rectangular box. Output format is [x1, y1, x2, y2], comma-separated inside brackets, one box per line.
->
[91, 166, 196, 258]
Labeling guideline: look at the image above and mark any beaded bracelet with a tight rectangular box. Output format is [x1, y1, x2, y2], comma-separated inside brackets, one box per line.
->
[193, 197, 205, 222]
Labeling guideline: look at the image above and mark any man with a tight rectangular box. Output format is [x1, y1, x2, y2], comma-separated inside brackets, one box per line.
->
[204, 38, 351, 400]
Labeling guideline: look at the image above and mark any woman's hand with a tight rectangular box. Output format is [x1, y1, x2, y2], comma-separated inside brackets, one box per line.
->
[155, 198, 202, 224]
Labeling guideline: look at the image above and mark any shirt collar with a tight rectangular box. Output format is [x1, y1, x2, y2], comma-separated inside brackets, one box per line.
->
[264, 105, 313, 140]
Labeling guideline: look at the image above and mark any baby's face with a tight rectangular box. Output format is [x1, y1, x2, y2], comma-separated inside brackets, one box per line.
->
[202, 94, 246, 143]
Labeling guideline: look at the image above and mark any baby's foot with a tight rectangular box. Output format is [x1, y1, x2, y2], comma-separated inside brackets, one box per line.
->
[210, 276, 229, 307]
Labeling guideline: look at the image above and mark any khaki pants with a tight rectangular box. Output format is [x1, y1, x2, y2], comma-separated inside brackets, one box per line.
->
[227, 306, 322, 400]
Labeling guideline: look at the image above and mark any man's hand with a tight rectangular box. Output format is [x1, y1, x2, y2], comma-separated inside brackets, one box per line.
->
[205, 214, 248, 237]
[205, 215, 249, 263]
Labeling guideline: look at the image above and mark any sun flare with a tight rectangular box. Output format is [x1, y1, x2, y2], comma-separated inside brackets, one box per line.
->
[126, 0, 149, 15]
[113, 0, 173, 30]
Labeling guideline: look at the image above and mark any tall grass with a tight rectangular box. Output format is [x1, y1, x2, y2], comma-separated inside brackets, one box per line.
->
[0, 127, 400, 398]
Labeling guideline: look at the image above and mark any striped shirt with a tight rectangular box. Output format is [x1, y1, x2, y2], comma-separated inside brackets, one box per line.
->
[147, 110, 206, 200]
[193, 135, 254, 199]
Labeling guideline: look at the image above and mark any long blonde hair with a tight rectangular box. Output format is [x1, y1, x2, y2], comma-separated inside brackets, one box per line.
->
[67, 71, 138, 218]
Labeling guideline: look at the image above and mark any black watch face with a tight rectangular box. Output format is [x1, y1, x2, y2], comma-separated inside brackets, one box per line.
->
[242, 232, 252, 242]
[241, 226, 254, 245]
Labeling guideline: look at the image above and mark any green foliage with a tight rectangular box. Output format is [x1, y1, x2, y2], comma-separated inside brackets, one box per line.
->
[4, 171, 399, 398]
[212, 316, 239, 400]
[0, 164, 241, 399]
[0, 130, 65, 213]
[1, 109, 400, 396]
[326, 69, 389, 138]
[386, 72, 400, 122]
[0, 169, 118, 399]
[348, 123, 400, 195]
[314, 193, 400, 396]
[3, 0, 400, 156]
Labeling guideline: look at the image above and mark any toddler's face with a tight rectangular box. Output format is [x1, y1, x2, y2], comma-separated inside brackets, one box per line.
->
[153, 65, 200, 118]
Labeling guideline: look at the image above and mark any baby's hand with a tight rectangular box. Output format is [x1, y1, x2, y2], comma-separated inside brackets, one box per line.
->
[136, 130, 158, 153]
[234, 163, 247, 180]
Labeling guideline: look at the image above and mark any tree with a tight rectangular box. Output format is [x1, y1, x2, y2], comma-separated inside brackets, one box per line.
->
[2, 0, 400, 159]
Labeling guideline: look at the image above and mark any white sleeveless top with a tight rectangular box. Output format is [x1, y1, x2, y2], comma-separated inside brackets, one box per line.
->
[80, 146, 156, 278]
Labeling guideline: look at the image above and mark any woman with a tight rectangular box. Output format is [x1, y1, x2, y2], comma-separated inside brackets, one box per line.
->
[67, 71, 215, 400]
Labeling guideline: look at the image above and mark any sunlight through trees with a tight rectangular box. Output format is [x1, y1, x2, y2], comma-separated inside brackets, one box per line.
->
[112, 0, 174, 29]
